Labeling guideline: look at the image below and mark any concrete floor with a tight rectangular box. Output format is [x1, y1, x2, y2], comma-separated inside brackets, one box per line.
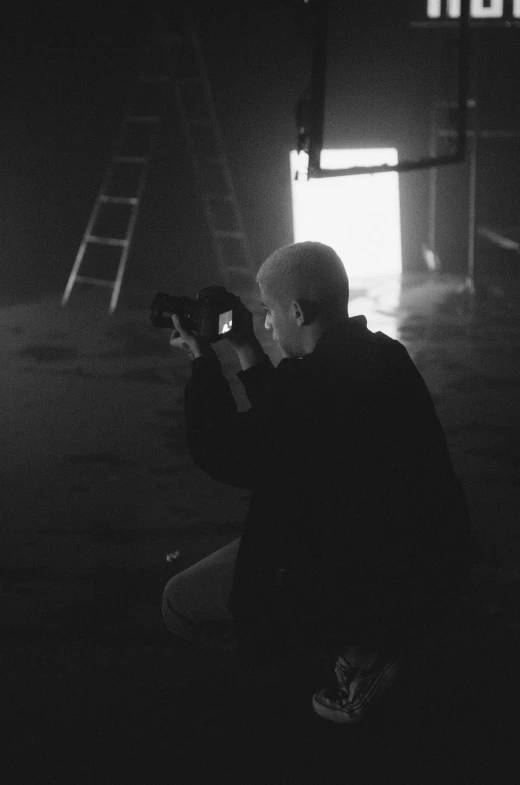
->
[1, 270, 519, 784]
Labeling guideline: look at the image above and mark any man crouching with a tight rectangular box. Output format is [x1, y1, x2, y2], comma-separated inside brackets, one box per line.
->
[162, 241, 472, 724]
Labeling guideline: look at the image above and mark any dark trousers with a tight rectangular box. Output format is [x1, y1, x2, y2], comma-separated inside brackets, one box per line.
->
[162, 536, 469, 668]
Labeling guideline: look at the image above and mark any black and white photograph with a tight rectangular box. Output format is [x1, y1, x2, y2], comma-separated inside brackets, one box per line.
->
[1, 1, 519, 782]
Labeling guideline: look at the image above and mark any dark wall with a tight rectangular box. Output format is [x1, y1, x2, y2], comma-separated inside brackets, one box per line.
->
[428, 26, 520, 274]
[1, 6, 146, 302]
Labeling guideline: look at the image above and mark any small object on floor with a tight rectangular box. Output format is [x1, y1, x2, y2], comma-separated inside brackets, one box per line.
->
[312, 653, 403, 724]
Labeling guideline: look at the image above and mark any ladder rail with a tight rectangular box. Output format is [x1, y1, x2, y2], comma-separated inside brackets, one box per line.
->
[110, 128, 160, 312]
[187, 28, 253, 270]
[168, 12, 253, 282]
[172, 79, 233, 277]
[61, 158, 119, 306]
[62, 27, 160, 309]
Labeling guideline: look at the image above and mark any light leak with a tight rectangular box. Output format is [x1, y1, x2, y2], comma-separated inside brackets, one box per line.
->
[289, 148, 403, 281]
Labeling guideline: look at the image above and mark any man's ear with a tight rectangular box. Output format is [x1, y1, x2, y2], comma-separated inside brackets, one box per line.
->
[293, 298, 318, 326]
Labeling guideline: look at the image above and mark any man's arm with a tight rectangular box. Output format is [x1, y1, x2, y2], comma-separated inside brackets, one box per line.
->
[235, 338, 266, 372]
[183, 347, 275, 489]
[170, 305, 276, 489]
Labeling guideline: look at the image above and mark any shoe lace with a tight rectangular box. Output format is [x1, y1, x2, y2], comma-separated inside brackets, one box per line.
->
[334, 657, 360, 699]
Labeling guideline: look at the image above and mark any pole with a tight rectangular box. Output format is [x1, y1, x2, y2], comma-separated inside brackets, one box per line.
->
[428, 103, 438, 253]
[307, 0, 330, 178]
[467, 39, 478, 295]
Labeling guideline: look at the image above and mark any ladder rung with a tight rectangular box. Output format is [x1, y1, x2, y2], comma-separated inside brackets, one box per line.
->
[138, 75, 172, 84]
[87, 235, 128, 247]
[114, 155, 149, 164]
[76, 276, 115, 289]
[204, 193, 233, 201]
[226, 265, 252, 275]
[100, 195, 138, 205]
[214, 230, 245, 239]
[127, 116, 160, 123]
[435, 100, 477, 108]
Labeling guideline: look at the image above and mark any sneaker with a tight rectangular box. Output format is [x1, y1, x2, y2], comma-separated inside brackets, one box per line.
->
[312, 653, 403, 724]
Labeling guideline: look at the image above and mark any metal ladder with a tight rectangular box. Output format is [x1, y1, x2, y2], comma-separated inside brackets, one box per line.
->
[165, 17, 254, 292]
[62, 15, 253, 313]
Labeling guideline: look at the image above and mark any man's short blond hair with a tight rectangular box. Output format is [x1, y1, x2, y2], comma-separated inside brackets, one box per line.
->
[256, 242, 349, 319]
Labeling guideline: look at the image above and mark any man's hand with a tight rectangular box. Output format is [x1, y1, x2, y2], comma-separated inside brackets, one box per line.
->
[224, 297, 266, 371]
[224, 297, 258, 350]
[170, 314, 216, 360]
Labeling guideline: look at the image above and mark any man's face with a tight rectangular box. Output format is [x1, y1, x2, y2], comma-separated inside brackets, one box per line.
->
[259, 285, 302, 359]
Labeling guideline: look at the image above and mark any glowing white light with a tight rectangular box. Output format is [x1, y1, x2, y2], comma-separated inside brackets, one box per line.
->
[289, 148, 402, 279]
[427, 0, 512, 18]
[295, 151, 309, 180]
[471, 0, 504, 18]
[219, 310, 233, 334]
[427, 0, 462, 17]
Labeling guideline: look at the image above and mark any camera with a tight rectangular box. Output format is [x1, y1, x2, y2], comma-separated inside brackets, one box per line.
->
[150, 286, 238, 343]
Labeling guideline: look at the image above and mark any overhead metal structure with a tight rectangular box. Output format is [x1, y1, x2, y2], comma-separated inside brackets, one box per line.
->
[295, 0, 471, 179]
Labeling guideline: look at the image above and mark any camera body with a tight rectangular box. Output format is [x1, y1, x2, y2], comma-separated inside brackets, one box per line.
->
[150, 286, 238, 343]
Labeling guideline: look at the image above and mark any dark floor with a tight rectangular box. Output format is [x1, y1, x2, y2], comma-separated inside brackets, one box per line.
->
[1, 270, 519, 784]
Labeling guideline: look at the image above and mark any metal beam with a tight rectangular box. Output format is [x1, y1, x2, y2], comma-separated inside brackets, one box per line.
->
[298, 0, 472, 179]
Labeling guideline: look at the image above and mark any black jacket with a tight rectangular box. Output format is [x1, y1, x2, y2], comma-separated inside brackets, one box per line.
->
[182, 315, 472, 664]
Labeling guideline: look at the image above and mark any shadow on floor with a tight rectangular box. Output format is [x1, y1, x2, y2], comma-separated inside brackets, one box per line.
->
[2, 597, 518, 785]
